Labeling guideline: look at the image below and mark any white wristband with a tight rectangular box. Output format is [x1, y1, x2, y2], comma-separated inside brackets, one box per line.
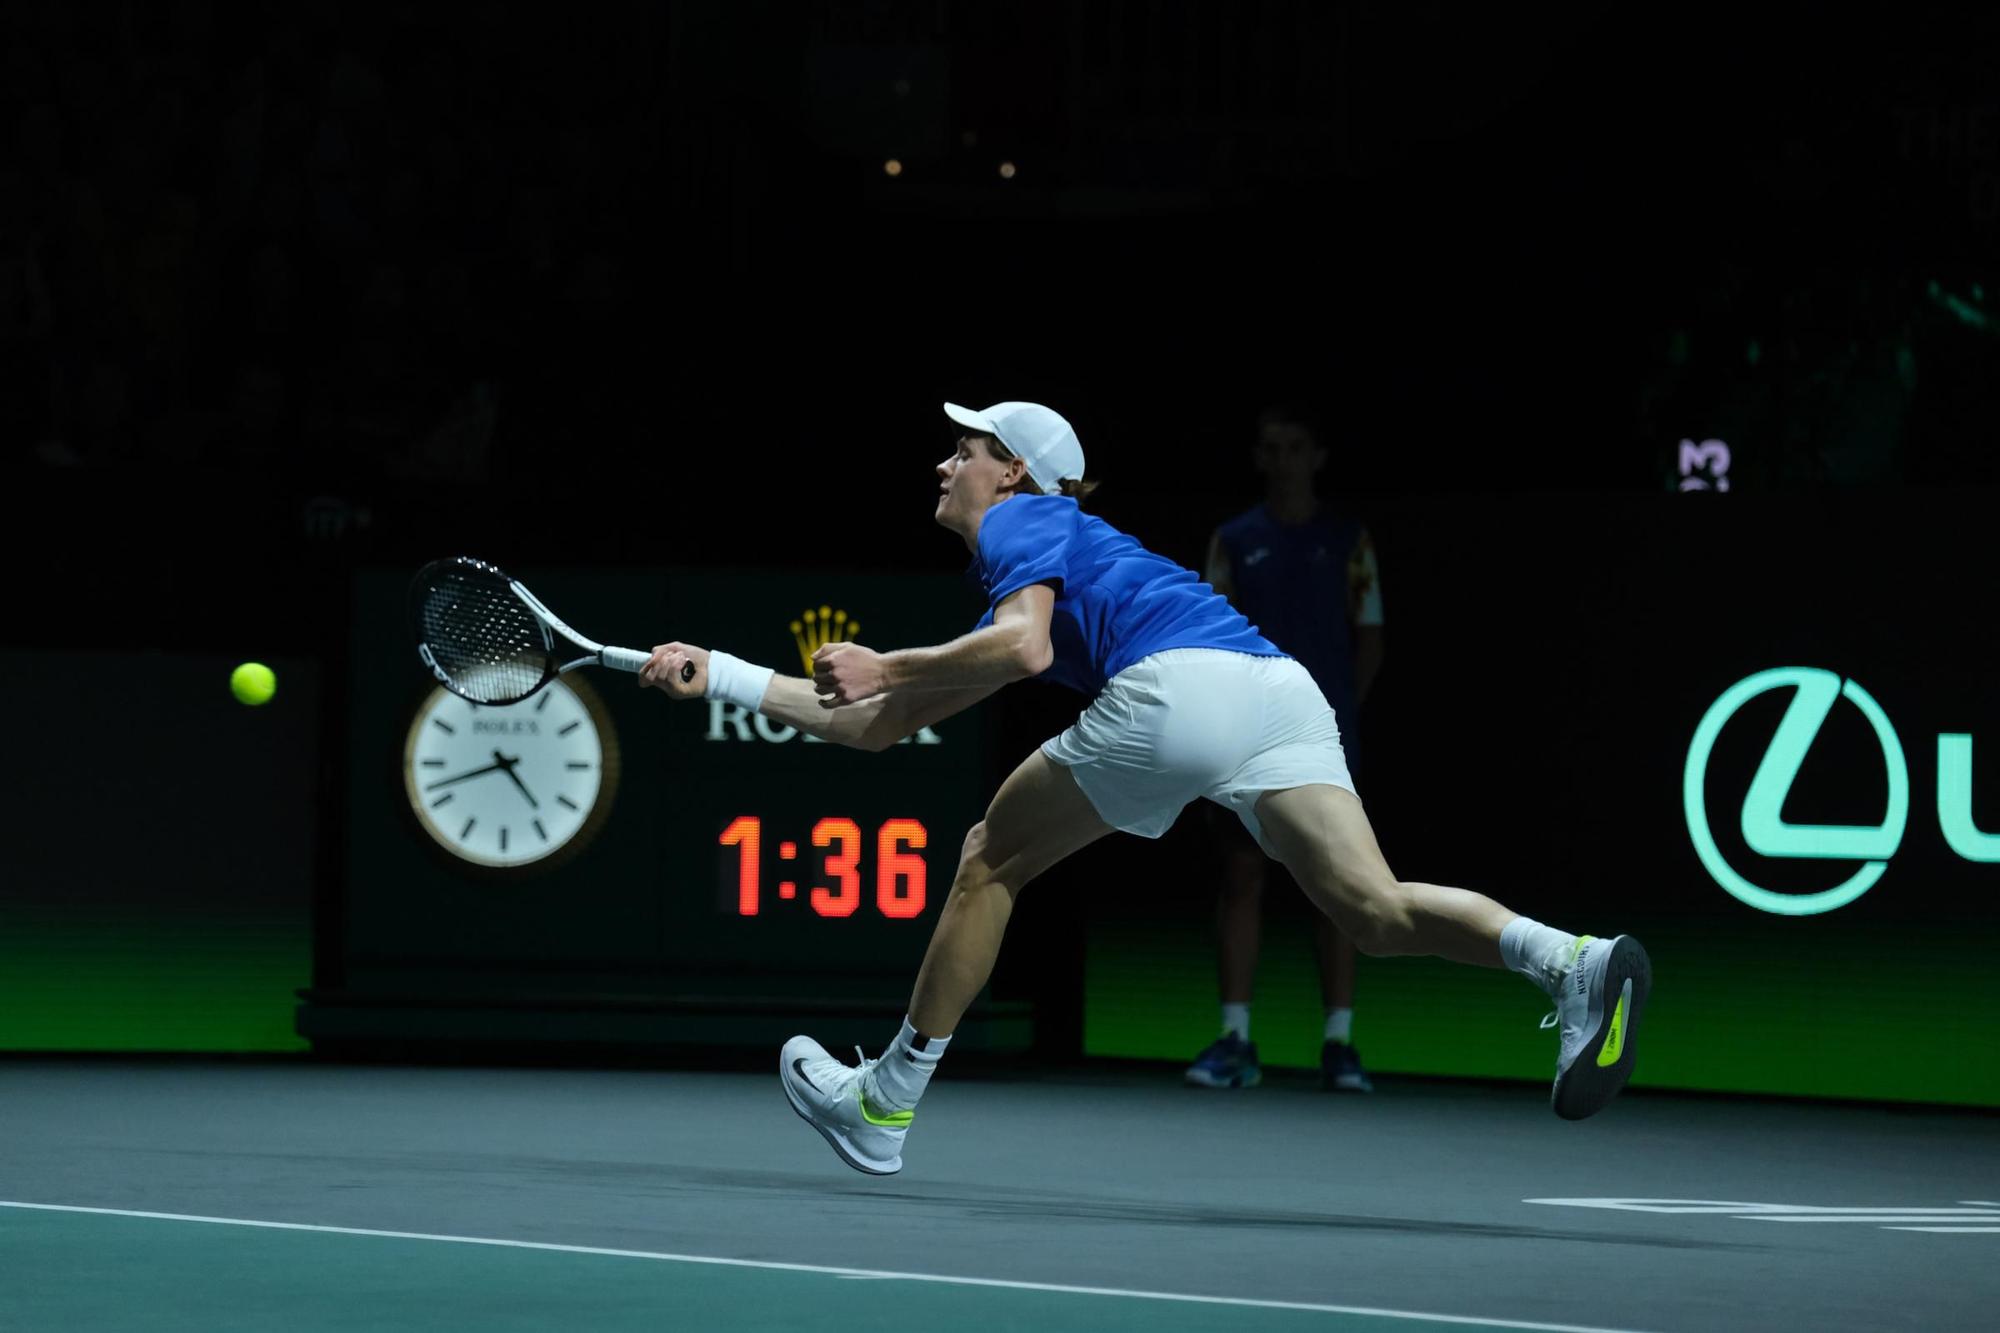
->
[704, 651, 775, 713]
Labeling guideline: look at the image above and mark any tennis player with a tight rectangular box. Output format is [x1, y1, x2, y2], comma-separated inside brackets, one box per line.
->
[639, 401, 1650, 1175]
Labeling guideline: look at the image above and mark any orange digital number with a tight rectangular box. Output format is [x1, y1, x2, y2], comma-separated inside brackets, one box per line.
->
[811, 817, 863, 918]
[876, 819, 928, 918]
[720, 815, 761, 916]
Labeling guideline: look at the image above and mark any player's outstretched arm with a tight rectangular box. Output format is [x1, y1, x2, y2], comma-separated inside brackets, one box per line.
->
[812, 584, 1055, 705]
[638, 642, 993, 752]
[770, 674, 998, 751]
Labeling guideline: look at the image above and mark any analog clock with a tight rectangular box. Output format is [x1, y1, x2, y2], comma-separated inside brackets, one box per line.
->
[402, 677, 619, 869]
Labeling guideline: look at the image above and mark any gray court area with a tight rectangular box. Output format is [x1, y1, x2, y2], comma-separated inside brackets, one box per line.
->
[1, 1059, 1995, 1331]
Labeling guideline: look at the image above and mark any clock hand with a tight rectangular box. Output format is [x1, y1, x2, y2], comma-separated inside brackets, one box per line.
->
[495, 752, 540, 810]
[424, 759, 509, 791]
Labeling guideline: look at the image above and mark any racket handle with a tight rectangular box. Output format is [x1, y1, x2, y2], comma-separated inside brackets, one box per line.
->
[600, 646, 698, 683]
[599, 646, 651, 673]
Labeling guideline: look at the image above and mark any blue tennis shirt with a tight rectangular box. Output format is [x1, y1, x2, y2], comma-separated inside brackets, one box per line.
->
[972, 494, 1283, 695]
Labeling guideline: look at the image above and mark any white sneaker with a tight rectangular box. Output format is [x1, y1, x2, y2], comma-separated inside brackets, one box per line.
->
[1546, 934, 1651, 1121]
[780, 1035, 912, 1175]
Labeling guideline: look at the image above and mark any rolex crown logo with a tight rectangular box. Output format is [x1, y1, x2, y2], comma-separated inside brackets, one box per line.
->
[791, 604, 861, 674]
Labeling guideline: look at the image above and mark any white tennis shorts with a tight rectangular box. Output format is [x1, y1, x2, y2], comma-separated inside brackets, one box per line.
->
[1040, 649, 1356, 856]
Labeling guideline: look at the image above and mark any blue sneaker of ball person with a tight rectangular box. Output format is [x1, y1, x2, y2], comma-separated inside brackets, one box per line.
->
[1184, 1033, 1261, 1088]
[1319, 1040, 1374, 1093]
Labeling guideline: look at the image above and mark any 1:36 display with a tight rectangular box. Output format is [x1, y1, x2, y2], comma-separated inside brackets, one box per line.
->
[719, 816, 930, 919]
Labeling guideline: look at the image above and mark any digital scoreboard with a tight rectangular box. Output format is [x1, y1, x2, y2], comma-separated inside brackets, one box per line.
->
[307, 567, 1011, 1053]
[656, 570, 988, 981]
[717, 816, 930, 920]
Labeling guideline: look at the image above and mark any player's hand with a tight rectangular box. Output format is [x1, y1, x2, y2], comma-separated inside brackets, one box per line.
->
[812, 642, 886, 708]
[640, 642, 707, 700]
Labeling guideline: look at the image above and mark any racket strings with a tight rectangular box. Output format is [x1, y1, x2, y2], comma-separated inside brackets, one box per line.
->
[418, 566, 550, 704]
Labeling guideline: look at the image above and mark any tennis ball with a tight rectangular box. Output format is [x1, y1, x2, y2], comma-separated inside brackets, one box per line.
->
[230, 661, 276, 706]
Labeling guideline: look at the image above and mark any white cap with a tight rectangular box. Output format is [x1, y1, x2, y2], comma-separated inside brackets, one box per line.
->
[943, 401, 1086, 496]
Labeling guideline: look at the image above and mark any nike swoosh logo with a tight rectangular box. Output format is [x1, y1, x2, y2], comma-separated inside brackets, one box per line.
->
[1595, 979, 1632, 1067]
[791, 1057, 823, 1093]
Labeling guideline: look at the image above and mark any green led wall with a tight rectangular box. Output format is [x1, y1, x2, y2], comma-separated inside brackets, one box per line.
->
[1085, 918, 2000, 1107]
[0, 653, 316, 1052]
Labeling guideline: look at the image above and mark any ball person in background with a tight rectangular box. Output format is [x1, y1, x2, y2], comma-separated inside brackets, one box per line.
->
[640, 400, 1649, 1176]
[1185, 403, 1383, 1095]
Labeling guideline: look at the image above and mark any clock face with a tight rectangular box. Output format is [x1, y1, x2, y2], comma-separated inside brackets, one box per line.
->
[402, 678, 618, 869]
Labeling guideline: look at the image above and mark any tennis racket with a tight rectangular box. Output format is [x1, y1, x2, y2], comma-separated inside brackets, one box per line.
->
[410, 555, 692, 706]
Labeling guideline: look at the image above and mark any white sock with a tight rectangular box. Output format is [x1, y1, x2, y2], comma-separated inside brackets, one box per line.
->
[1324, 1007, 1353, 1044]
[862, 1016, 950, 1113]
[1220, 1003, 1251, 1042]
[1499, 917, 1581, 996]
[1216, 996, 1248, 1040]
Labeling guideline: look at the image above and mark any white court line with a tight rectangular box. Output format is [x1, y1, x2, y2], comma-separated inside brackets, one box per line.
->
[1736, 1208, 2000, 1216]
[1526, 1198, 2000, 1231]
[0, 1200, 1655, 1333]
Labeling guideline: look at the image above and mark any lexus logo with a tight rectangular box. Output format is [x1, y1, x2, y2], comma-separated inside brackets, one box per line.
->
[1683, 668, 1909, 916]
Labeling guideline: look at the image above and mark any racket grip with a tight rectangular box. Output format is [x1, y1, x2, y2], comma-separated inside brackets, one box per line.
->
[598, 646, 651, 674]
[601, 646, 698, 683]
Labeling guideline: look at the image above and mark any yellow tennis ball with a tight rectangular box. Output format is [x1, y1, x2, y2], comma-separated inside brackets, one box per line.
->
[231, 661, 276, 706]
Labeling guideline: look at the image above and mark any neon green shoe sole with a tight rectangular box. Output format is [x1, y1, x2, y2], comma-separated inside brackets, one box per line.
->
[1552, 934, 1651, 1121]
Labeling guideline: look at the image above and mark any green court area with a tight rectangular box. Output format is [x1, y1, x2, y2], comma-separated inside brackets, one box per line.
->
[0, 1205, 1615, 1333]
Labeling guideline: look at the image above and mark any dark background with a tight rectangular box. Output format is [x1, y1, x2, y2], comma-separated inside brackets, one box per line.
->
[8, 2, 2000, 604]
[4, 2, 1998, 1100]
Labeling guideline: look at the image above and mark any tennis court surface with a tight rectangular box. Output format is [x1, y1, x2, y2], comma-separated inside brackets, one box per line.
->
[2, 1059, 1993, 1331]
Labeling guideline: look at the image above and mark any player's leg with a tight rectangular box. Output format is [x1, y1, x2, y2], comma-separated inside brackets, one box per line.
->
[781, 751, 1110, 1173]
[1252, 783, 1512, 964]
[901, 750, 1112, 1035]
[1311, 912, 1372, 1091]
[1248, 783, 1648, 1119]
[1316, 740, 1365, 1090]
[1313, 914, 1355, 1008]
[1186, 811, 1266, 1087]
[1217, 834, 1264, 1015]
